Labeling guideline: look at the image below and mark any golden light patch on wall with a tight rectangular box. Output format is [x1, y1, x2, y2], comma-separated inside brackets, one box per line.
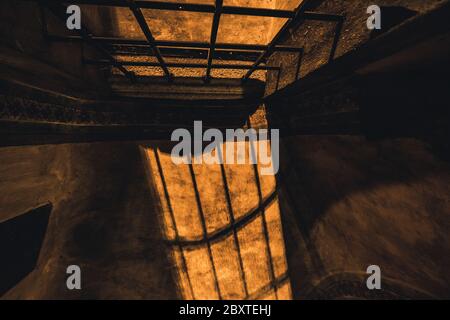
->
[223, 0, 302, 11]
[237, 215, 271, 294]
[184, 246, 220, 299]
[275, 0, 303, 10]
[112, 55, 266, 80]
[173, 247, 194, 299]
[268, 17, 289, 42]
[265, 199, 288, 279]
[222, 144, 260, 220]
[143, 143, 291, 300]
[211, 234, 247, 299]
[191, 163, 230, 234]
[146, 148, 205, 240]
[145, 148, 176, 240]
[260, 289, 276, 300]
[277, 281, 292, 300]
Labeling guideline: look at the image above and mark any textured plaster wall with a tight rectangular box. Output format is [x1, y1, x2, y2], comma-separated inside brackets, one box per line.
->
[0, 143, 178, 299]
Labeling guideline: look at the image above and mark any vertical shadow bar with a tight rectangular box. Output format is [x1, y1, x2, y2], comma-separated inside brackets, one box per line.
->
[242, 0, 310, 81]
[154, 148, 195, 299]
[218, 146, 249, 298]
[205, 0, 223, 81]
[275, 63, 283, 91]
[295, 49, 304, 81]
[188, 162, 222, 299]
[248, 118, 279, 299]
[328, 17, 344, 63]
[127, 0, 172, 80]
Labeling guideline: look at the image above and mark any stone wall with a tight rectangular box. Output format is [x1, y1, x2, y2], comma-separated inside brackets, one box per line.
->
[278, 136, 450, 298]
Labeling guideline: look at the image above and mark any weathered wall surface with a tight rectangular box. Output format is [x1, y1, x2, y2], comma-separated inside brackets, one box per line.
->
[278, 136, 450, 298]
[262, 0, 450, 298]
[266, 0, 447, 94]
[0, 142, 178, 299]
[0, 1, 111, 97]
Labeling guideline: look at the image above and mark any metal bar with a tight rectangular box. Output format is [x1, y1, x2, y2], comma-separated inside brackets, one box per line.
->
[30, 0, 344, 19]
[28, 0, 215, 12]
[127, 0, 172, 80]
[274, 45, 306, 53]
[275, 63, 282, 91]
[222, 5, 293, 18]
[247, 117, 278, 300]
[295, 49, 304, 80]
[153, 149, 195, 300]
[30, 0, 298, 18]
[252, 163, 278, 300]
[242, 1, 344, 81]
[303, 12, 345, 22]
[43, 2, 135, 81]
[84, 59, 280, 70]
[112, 46, 261, 62]
[328, 16, 345, 63]
[242, 1, 309, 81]
[136, 0, 214, 12]
[188, 163, 222, 300]
[248, 273, 289, 300]
[47, 35, 304, 53]
[205, 0, 223, 81]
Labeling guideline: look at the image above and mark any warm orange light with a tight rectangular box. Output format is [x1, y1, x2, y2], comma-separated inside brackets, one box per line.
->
[143, 142, 292, 300]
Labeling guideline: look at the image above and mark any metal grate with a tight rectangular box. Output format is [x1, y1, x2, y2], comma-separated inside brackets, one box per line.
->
[31, 0, 343, 83]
